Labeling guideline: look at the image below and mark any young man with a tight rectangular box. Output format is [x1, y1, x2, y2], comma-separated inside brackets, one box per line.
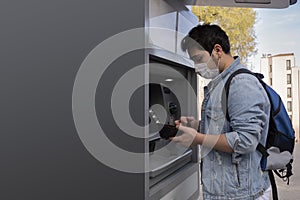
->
[172, 24, 271, 199]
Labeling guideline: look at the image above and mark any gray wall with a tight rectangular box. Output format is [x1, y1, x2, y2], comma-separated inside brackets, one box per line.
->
[0, 1, 146, 199]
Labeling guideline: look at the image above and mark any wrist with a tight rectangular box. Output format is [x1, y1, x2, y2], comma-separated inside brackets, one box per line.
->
[194, 132, 204, 145]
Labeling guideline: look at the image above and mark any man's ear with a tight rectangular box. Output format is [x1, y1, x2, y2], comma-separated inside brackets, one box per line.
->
[213, 44, 223, 57]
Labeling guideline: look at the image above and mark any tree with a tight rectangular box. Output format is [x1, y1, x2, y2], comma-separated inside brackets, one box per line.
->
[192, 6, 257, 64]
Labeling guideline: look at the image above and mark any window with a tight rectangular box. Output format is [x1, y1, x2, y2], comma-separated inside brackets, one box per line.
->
[269, 64, 272, 72]
[287, 74, 291, 84]
[286, 60, 291, 70]
[287, 101, 292, 112]
[287, 88, 292, 98]
[270, 78, 272, 86]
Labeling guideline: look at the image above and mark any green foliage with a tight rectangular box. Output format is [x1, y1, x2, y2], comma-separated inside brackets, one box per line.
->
[192, 6, 257, 64]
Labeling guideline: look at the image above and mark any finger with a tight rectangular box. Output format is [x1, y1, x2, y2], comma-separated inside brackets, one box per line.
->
[186, 116, 195, 122]
[177, 124, 190, 132]
[174, 120, 180, 125]
[180, 116, 188, 124]
[170, 136, 181, 143]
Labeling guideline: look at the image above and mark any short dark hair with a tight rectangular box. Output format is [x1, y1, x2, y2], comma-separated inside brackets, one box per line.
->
[181, 24, 230, 54]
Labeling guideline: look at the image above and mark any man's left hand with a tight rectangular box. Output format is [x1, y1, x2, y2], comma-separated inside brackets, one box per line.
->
[170, 123, 198, 147]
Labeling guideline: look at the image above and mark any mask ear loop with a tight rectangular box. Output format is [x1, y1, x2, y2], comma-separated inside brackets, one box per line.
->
[212, 49, 221, 69]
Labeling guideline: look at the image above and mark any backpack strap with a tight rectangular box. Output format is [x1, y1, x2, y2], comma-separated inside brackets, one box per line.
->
[273, 160, 293, 185]
[222, 68, 257, 121]
[223, 68, 254, 121]
[269, 171, 279, 200]
[256, 143, 269, 157]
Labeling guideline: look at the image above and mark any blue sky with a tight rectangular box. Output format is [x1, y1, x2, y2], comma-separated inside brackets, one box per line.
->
[249, 2, 300, 71]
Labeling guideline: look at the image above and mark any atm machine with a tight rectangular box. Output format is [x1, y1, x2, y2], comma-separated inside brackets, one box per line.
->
[147, 55, 199, 199]
[146, 1, 200, 199]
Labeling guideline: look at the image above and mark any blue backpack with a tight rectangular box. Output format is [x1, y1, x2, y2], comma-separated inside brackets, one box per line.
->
[223, 68, 295, 200]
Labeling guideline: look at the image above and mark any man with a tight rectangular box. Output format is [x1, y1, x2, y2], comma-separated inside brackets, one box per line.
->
[172, 24, 271, 199]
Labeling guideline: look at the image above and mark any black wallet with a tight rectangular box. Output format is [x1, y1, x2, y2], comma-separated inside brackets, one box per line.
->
[158, 124, 180, 139]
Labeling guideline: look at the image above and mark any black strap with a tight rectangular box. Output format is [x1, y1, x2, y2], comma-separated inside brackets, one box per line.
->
[256, 143, 269, 157]
[269, 170, 279, 200]
[273, 161, 293, 185]
[223, 68, 255, 121]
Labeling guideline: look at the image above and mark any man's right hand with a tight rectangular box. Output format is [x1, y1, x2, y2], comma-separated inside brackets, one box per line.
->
[175, 116, 199, 131]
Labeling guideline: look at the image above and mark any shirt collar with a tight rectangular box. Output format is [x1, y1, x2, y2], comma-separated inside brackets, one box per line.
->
[206, 56, 242, 92]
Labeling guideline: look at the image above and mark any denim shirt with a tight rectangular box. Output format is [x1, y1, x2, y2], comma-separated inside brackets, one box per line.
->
[200, 57, 271, 199]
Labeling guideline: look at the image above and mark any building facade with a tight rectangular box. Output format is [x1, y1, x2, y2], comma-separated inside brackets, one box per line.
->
[260, 53, 300, 142]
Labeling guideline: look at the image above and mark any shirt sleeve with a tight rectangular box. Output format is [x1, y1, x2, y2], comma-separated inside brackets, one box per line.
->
[225, 74, 270, 154]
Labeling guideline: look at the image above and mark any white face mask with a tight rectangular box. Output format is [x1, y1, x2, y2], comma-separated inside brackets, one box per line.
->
[194, 52, 220, 79]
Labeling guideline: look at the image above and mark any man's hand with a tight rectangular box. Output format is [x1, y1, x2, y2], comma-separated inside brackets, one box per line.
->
[170, 123, 198, 147]
[175, 116, 199, 131]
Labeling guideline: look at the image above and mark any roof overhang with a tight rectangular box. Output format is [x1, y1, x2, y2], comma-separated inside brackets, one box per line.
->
[184, 0, 297, 9]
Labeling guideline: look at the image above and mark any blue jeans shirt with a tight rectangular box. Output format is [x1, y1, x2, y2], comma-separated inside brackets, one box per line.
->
[200, 57, 271, 199]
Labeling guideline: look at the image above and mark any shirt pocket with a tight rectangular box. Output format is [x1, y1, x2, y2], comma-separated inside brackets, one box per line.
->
[206, 109, 226, 134]
[222, 163, 241, 193]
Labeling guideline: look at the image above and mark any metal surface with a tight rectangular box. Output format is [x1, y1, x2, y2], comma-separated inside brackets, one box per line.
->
[150, 150, 193, 178]
[184, 0, 296, 8]
[0, 1, 147, 199]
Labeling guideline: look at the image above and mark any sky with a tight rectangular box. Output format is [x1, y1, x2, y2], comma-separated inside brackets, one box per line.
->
[249, 2, 300, 72]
